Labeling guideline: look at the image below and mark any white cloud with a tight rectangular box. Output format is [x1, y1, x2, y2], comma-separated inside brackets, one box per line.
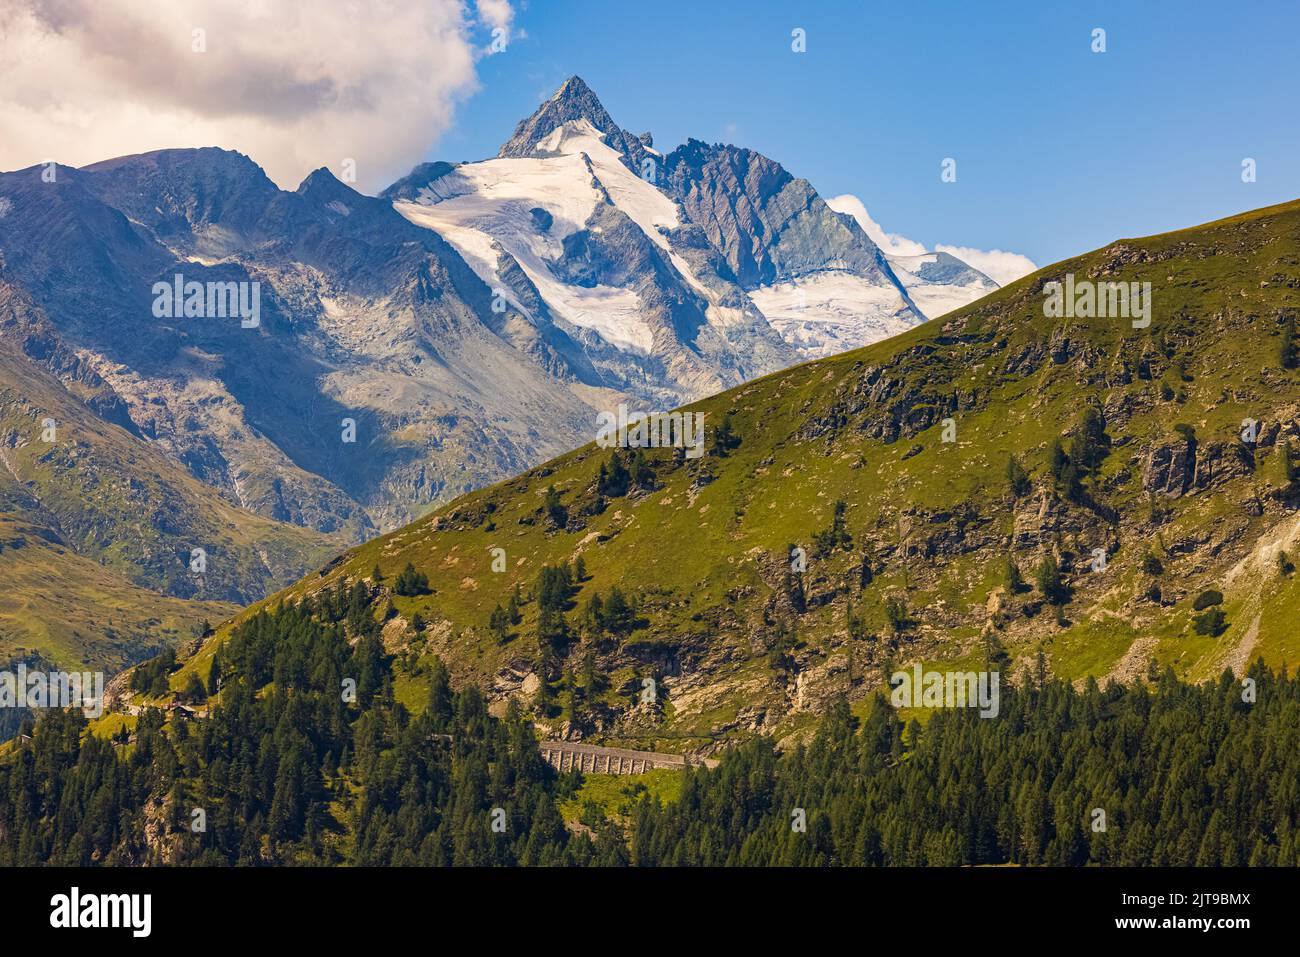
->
[476, 0, 514, 37]
[0, 0, 515, 192]
[826, 194, 927, 257]
[826, 193, 1037, 286]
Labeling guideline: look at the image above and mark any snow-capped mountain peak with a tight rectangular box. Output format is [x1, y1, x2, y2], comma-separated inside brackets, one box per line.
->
[389, 77, 1005, 399]
[393, 116, 691, 355]
[498, 75, 658, 176]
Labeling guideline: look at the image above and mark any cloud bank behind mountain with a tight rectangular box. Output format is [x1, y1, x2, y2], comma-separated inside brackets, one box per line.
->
[827, 193, 1037, 286]
[0, 0, 514, 191]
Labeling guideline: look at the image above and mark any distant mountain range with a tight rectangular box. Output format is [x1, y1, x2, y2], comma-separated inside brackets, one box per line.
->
[0, 76, 998, 673]
[391, 77, 995, 369]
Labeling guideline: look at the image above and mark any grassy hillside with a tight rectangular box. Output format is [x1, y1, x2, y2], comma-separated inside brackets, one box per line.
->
[169, 198, 1300, 754]
[0, 516, 234, 671]
[0, 335, 341, 671]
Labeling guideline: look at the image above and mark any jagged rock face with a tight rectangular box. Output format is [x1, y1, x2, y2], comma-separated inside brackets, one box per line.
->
[0, 314, 336, 611]
[407, 78, 994, 370]
[0, 282, 139, 434]
[661, 139, 926, 358]
[79, 147, 281, 258]
[1012, 489, 1076, 548]
[664, 139, 888, 289]
[1191, 441, 1255, 491]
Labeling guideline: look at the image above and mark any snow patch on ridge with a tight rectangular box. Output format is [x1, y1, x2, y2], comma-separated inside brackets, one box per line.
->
[749, 271, 918, 359]
[887, 252, 998, 320]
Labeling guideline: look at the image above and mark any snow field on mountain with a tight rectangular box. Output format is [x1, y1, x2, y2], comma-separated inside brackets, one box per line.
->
[748, 271, 918, 358]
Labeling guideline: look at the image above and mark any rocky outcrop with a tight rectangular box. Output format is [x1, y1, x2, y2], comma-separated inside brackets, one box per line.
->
[1012, 488, 1070, 547]
[1143, 438, 1196, 496]
[1143, 436, 1254, 497]
[1192, 440, 1254, 490]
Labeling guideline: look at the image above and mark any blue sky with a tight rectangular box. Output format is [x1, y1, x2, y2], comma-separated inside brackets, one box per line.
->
[438, 0, 1300, 271]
